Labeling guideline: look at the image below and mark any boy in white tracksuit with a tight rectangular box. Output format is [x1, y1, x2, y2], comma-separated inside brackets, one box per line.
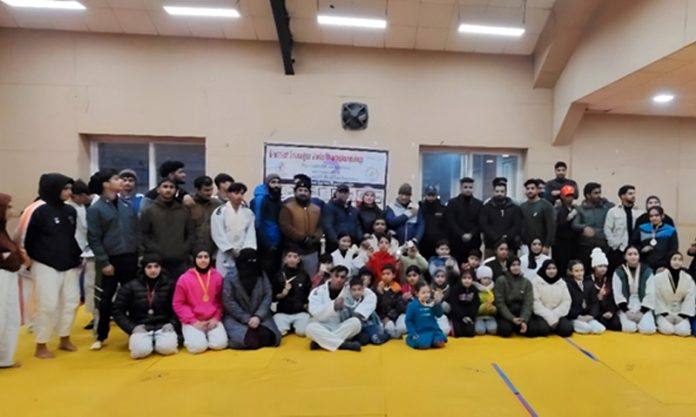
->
[211, 183, 256, 277]
[305, 265, 370, 352]
[652, 252, 695, 336]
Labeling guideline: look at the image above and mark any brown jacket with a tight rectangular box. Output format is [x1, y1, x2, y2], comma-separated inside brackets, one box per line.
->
[188, 194, 221, 255]
[279, 200, 323, 255]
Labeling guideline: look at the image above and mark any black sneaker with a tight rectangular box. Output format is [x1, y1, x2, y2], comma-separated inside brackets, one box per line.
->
[309, 341, 321, 350]
[84, 320, 94, 330]
[338, 341, 362, 352]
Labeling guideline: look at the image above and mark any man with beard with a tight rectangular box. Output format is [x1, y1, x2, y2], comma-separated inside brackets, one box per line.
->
[419, 185, 447, 260]
[446, 177, 483, 265]
[604, 185, 643, 274]
[572, 182, 614, 271]
[189, 176, 221, 258]
[143, 160, 193, 210]
[279, 178, 323, 277]
[322, 184, 362, 254]
[480, 178, 522, 257]
[520, 179, 556, 254]
[251, 174, 283, 279]
[545, 161, 579, 205]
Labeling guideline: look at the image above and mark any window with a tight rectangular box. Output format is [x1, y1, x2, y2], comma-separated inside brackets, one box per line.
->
[420, 148, 524, 202]
[89, 135, 205, 194]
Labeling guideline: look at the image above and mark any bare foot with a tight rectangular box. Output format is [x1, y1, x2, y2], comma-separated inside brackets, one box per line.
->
[35, 345, 55, 359]
[0, 362, 21, 369]
[59, 338, 78, 352]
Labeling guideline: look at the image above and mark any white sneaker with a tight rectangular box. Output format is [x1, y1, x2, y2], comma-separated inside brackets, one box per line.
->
[90, 341, 103, 351]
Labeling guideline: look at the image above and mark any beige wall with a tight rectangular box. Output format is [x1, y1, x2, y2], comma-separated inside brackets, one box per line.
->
[571, 113, 696, 253]
[554, 0, 696, 140]
[1, 27, 694, 253]
[0, 27, 558, 211]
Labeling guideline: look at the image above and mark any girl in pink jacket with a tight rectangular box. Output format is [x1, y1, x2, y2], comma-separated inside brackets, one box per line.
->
[173, 248, 228, 353]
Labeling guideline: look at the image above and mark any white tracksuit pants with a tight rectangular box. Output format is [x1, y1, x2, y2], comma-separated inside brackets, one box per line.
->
[31, 262, 80, 344]
[0, 270, 21, 366]
[182, 322, 229, 353]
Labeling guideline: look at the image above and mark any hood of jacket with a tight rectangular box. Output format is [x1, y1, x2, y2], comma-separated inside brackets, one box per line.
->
[38, 173, 73, 206]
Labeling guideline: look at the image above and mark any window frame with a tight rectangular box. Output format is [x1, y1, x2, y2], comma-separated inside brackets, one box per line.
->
[88, 134, 205, 191]
[419, 146, 526, 201]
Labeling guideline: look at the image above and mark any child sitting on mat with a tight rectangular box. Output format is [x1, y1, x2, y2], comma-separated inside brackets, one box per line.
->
[405, 281, 447, 349]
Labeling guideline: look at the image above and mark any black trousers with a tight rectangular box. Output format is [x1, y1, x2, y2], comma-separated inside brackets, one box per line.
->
[600, 312, 622, 332]
[244, 327, 275, 350]
[552, 239, 578, 277]
[162, 260, 189, 282]
[258, 247, 282, 280]
[451, 319, 476, 338]
[96, 253, 139, 341]
[534, 316, 574, 337]
[497, 315, 551, 338]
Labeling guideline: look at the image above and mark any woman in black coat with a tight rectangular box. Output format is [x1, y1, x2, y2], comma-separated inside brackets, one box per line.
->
[222, 249, 281, 349]
[113, 253, 179, 359]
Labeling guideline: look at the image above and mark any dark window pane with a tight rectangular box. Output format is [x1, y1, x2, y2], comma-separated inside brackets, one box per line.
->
[421, 153, 462, 202]
[154, 144, 206, 193]
[98, 143, 149, 194]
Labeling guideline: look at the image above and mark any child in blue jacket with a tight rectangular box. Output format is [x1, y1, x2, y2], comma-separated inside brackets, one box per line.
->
[405, 280, 447, 349]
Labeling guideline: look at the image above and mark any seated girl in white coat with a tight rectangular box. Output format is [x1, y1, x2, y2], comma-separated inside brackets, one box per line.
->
[652, 252, 695, 336]
[331, 233, 361, 276]
[173, 248, 228, 353]
[531, 259, 573, 337]
[565, 260, 605, 334]
[612, 246, 656, 334]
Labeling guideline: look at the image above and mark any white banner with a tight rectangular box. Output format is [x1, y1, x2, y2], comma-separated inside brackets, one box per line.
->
[264, 143, 389, 205]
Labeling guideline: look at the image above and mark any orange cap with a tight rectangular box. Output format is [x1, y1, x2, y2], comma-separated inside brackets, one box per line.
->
[560, 185, 575, 197]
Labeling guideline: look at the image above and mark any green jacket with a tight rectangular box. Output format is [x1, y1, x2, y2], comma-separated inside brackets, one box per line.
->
[571, 199, 614, 247]
[494, 272, 533, 322]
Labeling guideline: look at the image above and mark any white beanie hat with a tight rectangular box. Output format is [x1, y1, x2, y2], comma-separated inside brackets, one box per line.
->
[591, 248, 609, 268]
[476, 266, 494, 280]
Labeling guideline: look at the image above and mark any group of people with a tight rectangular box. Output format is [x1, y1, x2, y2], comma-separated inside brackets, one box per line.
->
[1, 160, 695, 366]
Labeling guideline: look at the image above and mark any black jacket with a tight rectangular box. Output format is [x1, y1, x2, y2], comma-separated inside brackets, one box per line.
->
[357, 204, 382, 235]
[448, 284, 480, 321]
[419, 199, 448, 253]
[591, 275, 618, 315]
[140, 197, 195, 263]
[565, 277, 600, 320]
[555, 204, 580, 242]
[445, 194, 483, 249]
[377, 287, 406, 321]
[24, 173, 81, 271]
[112, 273, 177, 334]
[480, 197, 522, 247]
[271, 266, 311, 315]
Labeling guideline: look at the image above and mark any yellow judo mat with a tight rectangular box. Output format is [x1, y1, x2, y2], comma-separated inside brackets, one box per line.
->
[3, 308, 696, 417]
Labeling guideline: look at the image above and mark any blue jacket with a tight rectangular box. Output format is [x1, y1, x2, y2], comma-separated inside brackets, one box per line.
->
[405, 299, 447, 348]
[631, 223, 678, 270]
[321, 199, 362, 245]
[250, 184, 282, 250]
[385, 200, 425, 245]
[87, 196, 140, 268]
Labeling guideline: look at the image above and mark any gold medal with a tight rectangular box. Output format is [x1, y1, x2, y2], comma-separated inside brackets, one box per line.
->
[203, 295, 209, 302]
[195, 270, 212, 303]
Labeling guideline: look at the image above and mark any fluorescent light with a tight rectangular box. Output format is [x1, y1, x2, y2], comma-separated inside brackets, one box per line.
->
[502, 154, 510, 158]
[458, 23, 525, 37]
[652, 93, 674, 104]
[317, 15, 387, 29]
[485, 159, 494, 164]
[163, 6, 240, 18]
[1, 0, 85, 9]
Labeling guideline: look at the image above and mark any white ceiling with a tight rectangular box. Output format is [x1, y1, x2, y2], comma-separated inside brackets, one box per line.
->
[0, 0, 555, 55]
[582, 44, 696, 118]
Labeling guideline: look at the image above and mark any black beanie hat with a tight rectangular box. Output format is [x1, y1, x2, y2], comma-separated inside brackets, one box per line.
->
[159, 160, 184, 178]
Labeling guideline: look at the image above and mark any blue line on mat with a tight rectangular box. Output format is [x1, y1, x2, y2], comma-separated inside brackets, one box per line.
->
[492, 363, 539, 417]
[563, 337, 599, 362]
